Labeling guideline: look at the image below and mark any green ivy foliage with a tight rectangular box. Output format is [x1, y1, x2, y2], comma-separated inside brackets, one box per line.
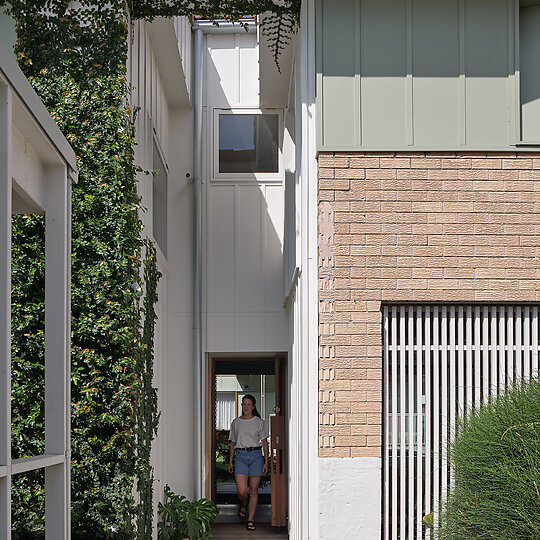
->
[11, 215, 46, 539]
[3, 1, 152, 537]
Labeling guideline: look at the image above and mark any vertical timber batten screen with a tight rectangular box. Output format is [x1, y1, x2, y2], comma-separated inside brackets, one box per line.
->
[383, 304, 540, 540]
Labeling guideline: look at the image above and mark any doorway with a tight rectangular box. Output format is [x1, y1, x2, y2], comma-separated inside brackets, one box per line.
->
[209, 356, 287, 527]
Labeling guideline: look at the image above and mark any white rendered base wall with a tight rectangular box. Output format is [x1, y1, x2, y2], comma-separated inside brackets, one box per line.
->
[319, 458, 381, 540]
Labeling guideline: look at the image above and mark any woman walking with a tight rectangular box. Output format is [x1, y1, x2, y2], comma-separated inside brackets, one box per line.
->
[228, 394, 269, 531]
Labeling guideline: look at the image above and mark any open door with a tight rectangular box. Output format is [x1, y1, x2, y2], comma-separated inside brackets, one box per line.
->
[271, 354, 287, 527]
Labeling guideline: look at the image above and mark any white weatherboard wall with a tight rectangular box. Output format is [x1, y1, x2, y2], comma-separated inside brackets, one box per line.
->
[129, 18, 196, 525]
[203, 29, 287, 354]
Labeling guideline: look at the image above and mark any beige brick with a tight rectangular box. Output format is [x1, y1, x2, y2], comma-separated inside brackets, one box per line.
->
[472, 158, 502, 169]
[349, 156, 380, 168]
[320, 177, 350, 190]
[319, 155, 349, 168]
[351, 447, 381, 458]
[411, 157, 441, 169]
[318, 151, 540, 454]
[351, 425, 381, 436]
[319, 167, 335, 179]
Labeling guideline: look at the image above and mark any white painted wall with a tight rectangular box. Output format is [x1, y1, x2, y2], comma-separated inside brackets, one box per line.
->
[202, 29, 287, 355]
[129, 20, 195, 529]
[319, 458, 382, 540]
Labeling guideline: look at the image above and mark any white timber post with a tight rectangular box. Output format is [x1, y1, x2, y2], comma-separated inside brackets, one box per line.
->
[0, 82, 12, 540]
[44, 164, 71, 540]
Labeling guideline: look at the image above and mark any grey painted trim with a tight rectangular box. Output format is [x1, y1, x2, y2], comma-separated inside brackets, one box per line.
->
[317, 144, 540, 152]
[0, 42, 77, 176]
[11, 454, 65, 476]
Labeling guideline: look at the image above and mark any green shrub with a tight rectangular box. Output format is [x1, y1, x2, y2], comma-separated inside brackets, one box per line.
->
[157, 486, 219, 540]
[438, 379, 540, 540]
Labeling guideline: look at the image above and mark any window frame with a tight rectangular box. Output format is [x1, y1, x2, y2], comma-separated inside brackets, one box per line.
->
[152, 133, 169, 261]
[212, 108, 284, 182]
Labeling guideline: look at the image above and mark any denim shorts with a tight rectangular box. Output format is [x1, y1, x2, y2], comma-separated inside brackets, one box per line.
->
[234, 449, 264, 477]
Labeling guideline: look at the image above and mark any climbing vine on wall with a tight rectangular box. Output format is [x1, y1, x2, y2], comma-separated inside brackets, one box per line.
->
[2, 0, 298, 537]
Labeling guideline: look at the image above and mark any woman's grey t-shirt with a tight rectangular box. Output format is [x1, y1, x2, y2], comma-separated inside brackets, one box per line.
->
[229, 417, 269, 448]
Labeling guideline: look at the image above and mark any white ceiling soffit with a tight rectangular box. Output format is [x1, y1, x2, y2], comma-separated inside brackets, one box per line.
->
[259, 14, 295, 109]
[146, 17, 190, 109]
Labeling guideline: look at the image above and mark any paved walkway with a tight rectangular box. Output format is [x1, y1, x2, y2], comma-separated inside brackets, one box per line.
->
[212, 523, 288, 539]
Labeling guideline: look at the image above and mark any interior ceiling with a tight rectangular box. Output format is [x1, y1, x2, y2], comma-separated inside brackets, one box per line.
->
[215, 360, 275, 375]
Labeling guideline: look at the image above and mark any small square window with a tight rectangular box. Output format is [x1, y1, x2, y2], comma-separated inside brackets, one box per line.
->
[218, 114, 279, 174]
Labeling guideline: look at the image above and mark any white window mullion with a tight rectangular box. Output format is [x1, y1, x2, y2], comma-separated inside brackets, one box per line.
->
[416, 307, 424, 540]
[457, 306, 465, 417]
[424, 306, 432, 531]
[391, 306, 398, 540]
[507, 306, 514, 385]
[433, 308, 440, 528]
[532, 306, 538, 378]
[449, 306, 456, 490]
[482, 306, 489, 404]
[474, 306, 481, 409]
[516, 306, 523, 380]
[399, 306, 407, 540]
[490, 306, 498, 399]
[466, 306, 473, 415]
[440, 307, 448, 506]
[499, 306, 507, 392]
[407, 306, 415, 540]
[383, 306, 390, 540]
[524, 306, 531, 380]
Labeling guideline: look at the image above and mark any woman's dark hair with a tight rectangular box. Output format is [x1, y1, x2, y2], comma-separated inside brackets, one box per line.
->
[242, 394, 261, 418]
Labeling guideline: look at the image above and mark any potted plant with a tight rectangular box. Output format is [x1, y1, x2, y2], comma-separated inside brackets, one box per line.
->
[157, 485, 219, 540]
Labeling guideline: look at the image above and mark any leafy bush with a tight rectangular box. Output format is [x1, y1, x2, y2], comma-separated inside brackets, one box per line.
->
[157, 486, 219, 540]
[438, 379, 540, 540]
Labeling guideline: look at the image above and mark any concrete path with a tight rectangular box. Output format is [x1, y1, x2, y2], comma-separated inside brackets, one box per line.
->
[211, 523, 288, 539]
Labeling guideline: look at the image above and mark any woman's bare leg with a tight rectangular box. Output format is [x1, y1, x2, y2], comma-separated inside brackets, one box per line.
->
[235, 474, 249, 511]
[248, 476, 262, 522]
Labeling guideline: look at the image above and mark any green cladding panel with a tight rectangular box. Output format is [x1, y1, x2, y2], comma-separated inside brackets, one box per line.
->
[316, 0, 540, 151]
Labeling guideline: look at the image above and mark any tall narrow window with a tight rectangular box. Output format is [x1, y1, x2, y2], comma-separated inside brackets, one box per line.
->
[383, 304, 540, 540]
[218, 113, 279, 174]
[153, 142, 167, 258]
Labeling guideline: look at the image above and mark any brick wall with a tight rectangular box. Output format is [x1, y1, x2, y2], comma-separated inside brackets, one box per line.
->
[318, 151, 540, 458]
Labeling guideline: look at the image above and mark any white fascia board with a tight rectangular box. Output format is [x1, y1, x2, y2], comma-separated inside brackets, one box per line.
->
[146, 17, 191, 108]
[0, 41, 77, 181]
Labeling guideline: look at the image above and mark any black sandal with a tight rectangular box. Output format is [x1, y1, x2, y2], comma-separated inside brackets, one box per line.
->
[246, 520, 256, 531]
[238, 505, 247, 519]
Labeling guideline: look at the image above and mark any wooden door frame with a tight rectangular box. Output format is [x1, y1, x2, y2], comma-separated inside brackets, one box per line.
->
[206, 355, 288, 508]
